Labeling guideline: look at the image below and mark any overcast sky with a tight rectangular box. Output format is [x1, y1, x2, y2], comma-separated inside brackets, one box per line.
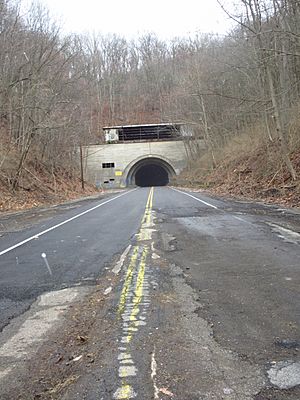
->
[22, 0, 235, 39]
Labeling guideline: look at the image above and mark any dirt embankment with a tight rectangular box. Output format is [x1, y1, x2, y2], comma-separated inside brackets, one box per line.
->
[176, 139, 300, 208]
[0, 165, 99, 213]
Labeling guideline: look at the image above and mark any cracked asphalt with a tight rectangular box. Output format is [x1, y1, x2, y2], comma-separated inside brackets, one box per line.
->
[0, 187, 299, 399]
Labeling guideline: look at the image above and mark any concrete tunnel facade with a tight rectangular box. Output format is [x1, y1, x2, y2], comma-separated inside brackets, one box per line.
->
[82, 139, 205, 189]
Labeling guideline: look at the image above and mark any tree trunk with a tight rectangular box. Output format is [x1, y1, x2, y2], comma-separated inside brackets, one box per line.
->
[266, 65, 296, 180]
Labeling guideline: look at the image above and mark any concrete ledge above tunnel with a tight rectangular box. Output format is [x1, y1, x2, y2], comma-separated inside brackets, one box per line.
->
[126, 157, 176, 187]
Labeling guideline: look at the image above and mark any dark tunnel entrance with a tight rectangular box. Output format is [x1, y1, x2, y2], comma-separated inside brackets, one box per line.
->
[135, 164, 169, 187]
[126, 157, 175, 187]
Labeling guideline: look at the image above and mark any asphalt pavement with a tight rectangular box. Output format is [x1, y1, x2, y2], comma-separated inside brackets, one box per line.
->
[0, 189, 147, 330]
[0, 187, 299, 400]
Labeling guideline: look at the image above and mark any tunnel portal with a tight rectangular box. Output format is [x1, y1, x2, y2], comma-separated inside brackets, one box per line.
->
[126, 157, 175, 187]
[135, 164, 169, 187]
[83, 123, 204, 188]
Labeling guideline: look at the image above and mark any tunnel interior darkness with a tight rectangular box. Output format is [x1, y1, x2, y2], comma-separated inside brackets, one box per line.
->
[135, 164, 169, 187]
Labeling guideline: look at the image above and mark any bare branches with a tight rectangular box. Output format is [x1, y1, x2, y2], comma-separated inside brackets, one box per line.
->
[1, 0, 300, 189]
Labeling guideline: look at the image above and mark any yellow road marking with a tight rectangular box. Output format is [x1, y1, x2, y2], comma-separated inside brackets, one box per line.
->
[138, 187, 154, 241]
[141, 186, 154, 224]
[118, 187, 154, 316]
[114, 187, 154, 399]
[118, 245, 139, 317]
[114, 384, 136, 399]
[126, 246, 148, 343]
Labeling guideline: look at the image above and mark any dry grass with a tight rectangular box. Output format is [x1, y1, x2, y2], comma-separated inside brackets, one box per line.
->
[0, 141, 99, 212]
[177, 118, 300, 208]
[48, 375, 80, 395]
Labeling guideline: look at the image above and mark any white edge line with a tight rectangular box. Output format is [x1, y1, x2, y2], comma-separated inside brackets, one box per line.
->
[171, 187, 218, 209]
[171, 188, 253, 224]
[267, 222, 300, 239]
[233, 215, 249, 224]
[0, 189, 137, 257]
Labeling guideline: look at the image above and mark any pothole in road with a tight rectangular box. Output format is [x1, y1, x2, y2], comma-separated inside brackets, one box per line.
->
[275, 339, 299, 350]
[0, 286, 90, 382]
[267, 360, 300, 389]
[160, 233, 177, 252]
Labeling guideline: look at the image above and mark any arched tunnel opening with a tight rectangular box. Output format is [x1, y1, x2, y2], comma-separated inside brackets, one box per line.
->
[126, 157, 175, 187]
[135, 164, 169, 187]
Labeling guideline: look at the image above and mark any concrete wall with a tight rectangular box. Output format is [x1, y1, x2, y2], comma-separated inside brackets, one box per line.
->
[83, 140, 204, 188]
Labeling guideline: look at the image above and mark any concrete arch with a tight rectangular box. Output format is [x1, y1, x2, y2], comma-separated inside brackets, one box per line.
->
[124, 155, 176, 187]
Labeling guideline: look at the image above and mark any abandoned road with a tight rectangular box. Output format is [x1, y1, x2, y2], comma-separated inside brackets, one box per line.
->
[0, 189, 147, 330]
[0, 187, 299, 399]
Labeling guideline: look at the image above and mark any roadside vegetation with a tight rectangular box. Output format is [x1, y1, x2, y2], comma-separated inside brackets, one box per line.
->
[177, 116, 300, 207]
[0, 0, 299, 210]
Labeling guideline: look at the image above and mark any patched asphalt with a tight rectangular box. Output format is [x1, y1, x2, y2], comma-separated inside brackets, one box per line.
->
[0, 187, 299, 399]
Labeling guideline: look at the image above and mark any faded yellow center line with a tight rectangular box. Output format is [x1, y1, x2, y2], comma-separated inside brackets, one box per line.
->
[118, 187, 154, 317]
[141, 187, 153, 225]
[138, 187, 154, 241]
[125, 246, 148, 344]
[118, 245, 139, 317]
[114, 384, 134, 399]
[114, 187, 154, 400]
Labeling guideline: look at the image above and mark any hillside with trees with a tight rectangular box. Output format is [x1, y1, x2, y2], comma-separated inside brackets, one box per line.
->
[0, 0, 299, 210]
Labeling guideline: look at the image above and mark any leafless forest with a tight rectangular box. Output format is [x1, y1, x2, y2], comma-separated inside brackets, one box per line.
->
[0, 0, 300, 207]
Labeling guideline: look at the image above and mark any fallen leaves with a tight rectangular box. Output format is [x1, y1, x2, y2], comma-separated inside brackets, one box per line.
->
[175, 143, 300, 209]
[77, 335, 88, 343]
[159, 387, 174, 397]
[48, 375, 80, 395]
[71, 355, 83, 362]
[0, 169, 100, 213]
